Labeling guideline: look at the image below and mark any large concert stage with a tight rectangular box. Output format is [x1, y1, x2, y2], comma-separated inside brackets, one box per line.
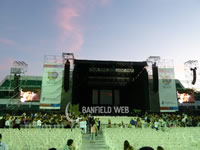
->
[0, 56, 193, 114]
[72, 59, 149, 114]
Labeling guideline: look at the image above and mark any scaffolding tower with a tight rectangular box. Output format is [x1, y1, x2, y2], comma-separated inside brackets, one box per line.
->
[146, 56, 161, 76]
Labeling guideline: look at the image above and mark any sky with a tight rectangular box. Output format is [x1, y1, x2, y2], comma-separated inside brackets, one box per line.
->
[0, 0, 200, 82]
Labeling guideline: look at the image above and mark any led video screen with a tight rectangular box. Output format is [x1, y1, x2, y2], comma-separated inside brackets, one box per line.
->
[20, 89, 40, 102]
[177, 91, 195, 103]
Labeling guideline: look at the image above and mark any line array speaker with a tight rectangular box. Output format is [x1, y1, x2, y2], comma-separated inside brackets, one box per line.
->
[191, 67, 197, 85]
[152, 65, 158, 92]
[64, 60, 70, 92]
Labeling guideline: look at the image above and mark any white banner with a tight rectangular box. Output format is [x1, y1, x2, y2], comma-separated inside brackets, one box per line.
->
[40, 63, 64, 109]
[158, 68, 178, 112]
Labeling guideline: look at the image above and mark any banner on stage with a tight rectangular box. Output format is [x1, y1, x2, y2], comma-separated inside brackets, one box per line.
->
[158, 68, 178, 112]
[40, 63, 64, 109]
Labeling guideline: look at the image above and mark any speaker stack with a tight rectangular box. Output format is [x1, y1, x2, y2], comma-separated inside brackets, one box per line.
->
[152, 63, 158, 93]
[191, 67, 197, 85]
[64, 60, 70, 92]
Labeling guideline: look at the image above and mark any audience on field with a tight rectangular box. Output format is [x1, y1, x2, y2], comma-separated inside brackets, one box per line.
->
[1, 112, 200, 130]
[1, 112, 200, 150]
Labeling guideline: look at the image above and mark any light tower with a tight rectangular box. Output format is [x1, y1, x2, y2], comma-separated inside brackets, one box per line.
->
[10, 61, 28, 97]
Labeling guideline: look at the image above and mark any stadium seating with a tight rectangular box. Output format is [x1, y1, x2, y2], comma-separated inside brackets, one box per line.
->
[103, 127, 200, 150]
[0, 128, 82, 150]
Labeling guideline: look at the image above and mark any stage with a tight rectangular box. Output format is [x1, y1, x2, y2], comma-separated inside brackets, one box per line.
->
[71, 59, 149, 115]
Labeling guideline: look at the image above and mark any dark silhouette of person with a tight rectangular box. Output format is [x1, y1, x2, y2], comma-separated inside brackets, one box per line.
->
[139, 146, 154, 150]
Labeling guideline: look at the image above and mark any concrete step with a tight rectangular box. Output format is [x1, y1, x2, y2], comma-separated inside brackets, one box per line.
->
[80, 133, 109, 150]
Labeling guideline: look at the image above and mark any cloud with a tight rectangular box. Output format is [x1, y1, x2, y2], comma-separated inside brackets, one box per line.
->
[0, 37, 15, 45]
[56, 0, 83, 52]
[56, 0, 112, 52]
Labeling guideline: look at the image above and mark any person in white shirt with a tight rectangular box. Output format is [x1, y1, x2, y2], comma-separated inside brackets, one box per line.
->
[37, 119, 42, 128]
[154, 120, 159, 131]
[79, 119, 87, 134]
[32, 119, 37, 128]
[5, 119, 10, 128]
[73, 116, 81, 128]
[76, 117, 81, 124]
[0, 134, 8, 150]
[15, 117, 21, 130]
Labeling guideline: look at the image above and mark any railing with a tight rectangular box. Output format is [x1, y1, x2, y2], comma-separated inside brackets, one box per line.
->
[0, 87, 14, 91]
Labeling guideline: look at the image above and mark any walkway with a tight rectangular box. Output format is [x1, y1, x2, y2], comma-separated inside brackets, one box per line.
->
[80, 132, 109, 150]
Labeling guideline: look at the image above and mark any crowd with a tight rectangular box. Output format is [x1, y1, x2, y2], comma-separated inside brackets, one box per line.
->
[0, 112, 101, 149]
[0, 112, 67, 129]
[142, 113, 200, 128]
[1, 112, 200, 129]
[104, 113, 200, 150]
[0, 112, 101, 132]
[0, 112, 200, 149]
[123, 140, 164, 150]
[106, 113, 200, 129]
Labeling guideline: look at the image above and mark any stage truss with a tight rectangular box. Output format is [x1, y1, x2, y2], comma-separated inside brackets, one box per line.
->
[146, 56, 175, 80]
[146, 56, 161, 76]
[62, 53, 75, 71]
[44, 55, 63, 64]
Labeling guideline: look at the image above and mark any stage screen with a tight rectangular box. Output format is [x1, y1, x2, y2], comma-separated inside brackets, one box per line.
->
[92, 89, 98, 104]
[177, 91, 195, 103]
[100, 90, 112, 105]
[20, 89, 40, 102]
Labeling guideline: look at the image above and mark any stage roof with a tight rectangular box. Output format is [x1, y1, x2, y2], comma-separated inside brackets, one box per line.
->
[74, 59, 147, 67]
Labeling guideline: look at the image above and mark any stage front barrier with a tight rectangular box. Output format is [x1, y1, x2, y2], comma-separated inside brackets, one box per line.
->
[40, 63, 64, 109]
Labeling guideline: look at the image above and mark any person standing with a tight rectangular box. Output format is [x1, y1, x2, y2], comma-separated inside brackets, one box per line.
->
[97, 118, 100, 131]
[37, 118, 42, 128]
[96, 118, 100, 135]
[136, 118, 142, 128]
[0, 134, 8, 150]
[4, 119, 10, 129]
[79, 119, 87, 134]
[154, 120, 159, 131]
[107, 119, 112, 128]
[15, 117, 21, 130]
[90, 122, 97, 143]
[0, 117, 6, 128]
